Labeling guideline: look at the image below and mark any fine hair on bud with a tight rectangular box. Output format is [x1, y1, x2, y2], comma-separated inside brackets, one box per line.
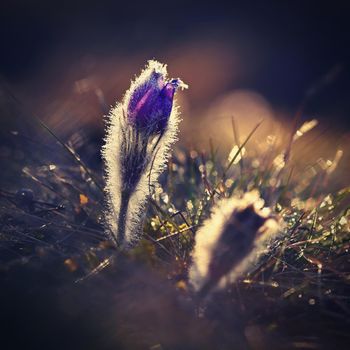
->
[102, 60, 188, 248]
[189, 190, 281, 299]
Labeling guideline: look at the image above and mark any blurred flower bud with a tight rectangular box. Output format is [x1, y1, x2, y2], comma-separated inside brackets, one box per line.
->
[189, 191, 281, 299]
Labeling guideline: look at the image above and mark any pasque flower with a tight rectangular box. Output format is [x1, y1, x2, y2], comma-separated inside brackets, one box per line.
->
[189, 191, 280, 299]
[128, 70, 185, 134]
[103, 60, 187, 248]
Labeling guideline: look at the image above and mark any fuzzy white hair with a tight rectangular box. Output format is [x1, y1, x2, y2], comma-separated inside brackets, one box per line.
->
[102, 60, 183, 247]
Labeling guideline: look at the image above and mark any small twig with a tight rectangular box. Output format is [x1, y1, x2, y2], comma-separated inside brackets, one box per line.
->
[156, 224, 199, 242]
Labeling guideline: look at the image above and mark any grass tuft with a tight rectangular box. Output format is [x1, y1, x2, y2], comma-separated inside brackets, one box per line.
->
[0, 113, 349, 349]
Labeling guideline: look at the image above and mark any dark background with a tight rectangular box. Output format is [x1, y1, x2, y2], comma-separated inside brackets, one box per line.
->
[1, 2, 349, 103]
[0, 0, 349, 152]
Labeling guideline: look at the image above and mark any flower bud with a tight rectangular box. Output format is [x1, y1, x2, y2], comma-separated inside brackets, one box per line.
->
[189, 191, 280, 298]
[127, 61, 187, 134]
[103, 60, 187, 247]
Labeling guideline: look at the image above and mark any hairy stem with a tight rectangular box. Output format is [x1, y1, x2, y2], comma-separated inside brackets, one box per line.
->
[117, 190, 131, 246]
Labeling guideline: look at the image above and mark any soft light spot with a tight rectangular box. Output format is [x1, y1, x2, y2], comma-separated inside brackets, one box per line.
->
[228, 145, 246, 164]
[293, 119, 318, 141]
[79, 194, 89, 205]
[309, 298, 316, 305]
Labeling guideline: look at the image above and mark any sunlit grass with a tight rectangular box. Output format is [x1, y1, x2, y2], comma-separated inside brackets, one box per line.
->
[0, 115, 349, 347]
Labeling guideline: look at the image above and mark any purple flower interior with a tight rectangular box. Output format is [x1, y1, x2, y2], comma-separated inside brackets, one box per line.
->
[127, 70, 179, 133]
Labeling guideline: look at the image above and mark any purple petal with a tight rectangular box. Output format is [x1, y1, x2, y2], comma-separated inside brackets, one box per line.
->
[128, 76, 179, 133]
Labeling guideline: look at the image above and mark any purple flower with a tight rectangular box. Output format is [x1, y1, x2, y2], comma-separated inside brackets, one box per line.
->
[127, 64, 187, 134]
[103, 60, 187, 247]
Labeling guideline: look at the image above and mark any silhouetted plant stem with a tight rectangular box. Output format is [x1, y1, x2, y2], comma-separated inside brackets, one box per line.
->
[117, 190, 131, 246]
